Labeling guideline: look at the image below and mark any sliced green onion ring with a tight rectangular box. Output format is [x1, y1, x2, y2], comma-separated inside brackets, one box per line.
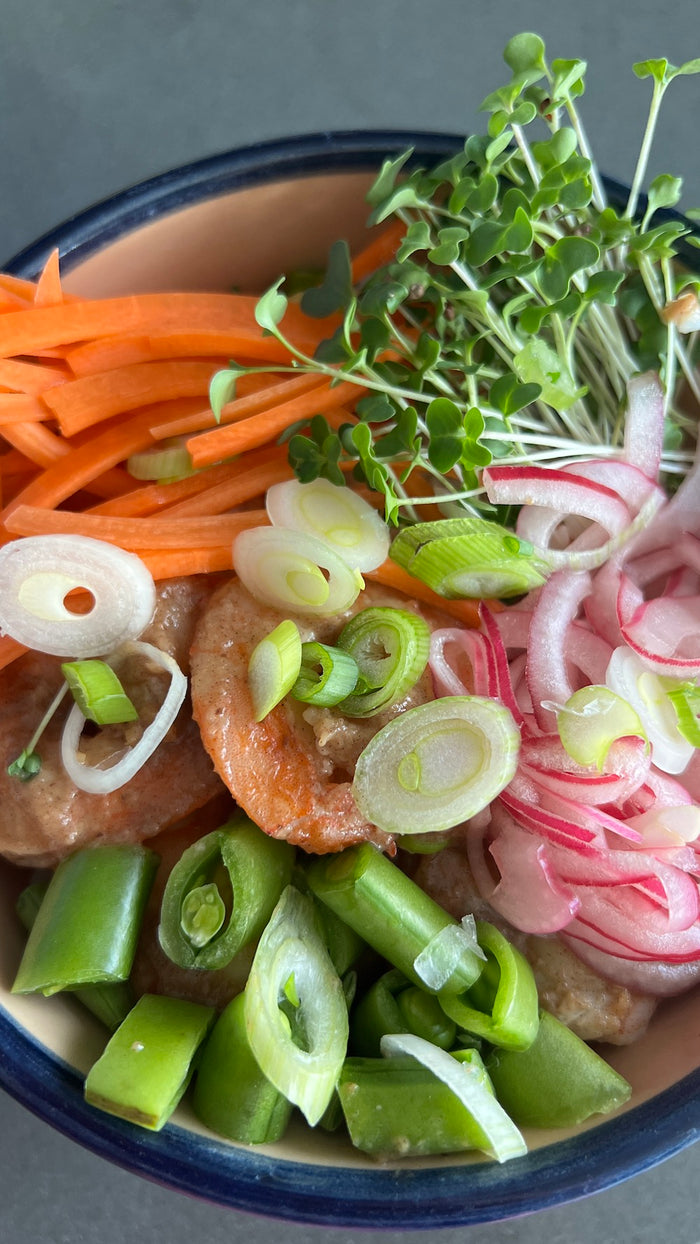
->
[127, 439, 194, 482]
[233, 527, 364, 616]
[248, 619, 302, 721]
[0, 535, 156, 658]
[266, 478, 390, 572]
[244, 885, 349, 1126]
[352, 696, 520, 835]
[380, 1033, 527, 1162]
[336, 606, 431, 718]
[61, 659, 139, 726]
[60, 641, 187, 794]
[663, 678, 700, 746]
[291, 641, 359, 707]
[390, 517, 551, 599]
[553, 685, 646, 770]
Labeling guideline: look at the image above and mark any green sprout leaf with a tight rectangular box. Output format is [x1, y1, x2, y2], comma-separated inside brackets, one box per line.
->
[255, 279, 288, 333]
[7, 749, 42, 782]
[301, 240, 353, 318]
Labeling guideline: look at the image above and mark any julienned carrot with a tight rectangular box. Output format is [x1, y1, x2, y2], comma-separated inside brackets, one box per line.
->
[187, 379, 366, 469]
[138, 546, 236, 580]
[43, 360, 223, 438]
[0, 292, 338, 360]
[350, 218, 406, 284]
[165, 455, 293, 518]
[4, 505, 269, 550]
[0, 357, 68, 394]
[150, 371, 327, 440]
[366, 560, 482, 628]
[0, 395, 50, 425]
[0, 273, 40, 303]
[88, 459, 245, 519]
[0, 421, 71, 467]
[66, 330, 326, 378]
[34, 249, 64, 308]
[0, 635, 27, 672]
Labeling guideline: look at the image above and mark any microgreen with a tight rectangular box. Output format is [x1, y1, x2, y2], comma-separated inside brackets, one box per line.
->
[209, 32, 700, 521]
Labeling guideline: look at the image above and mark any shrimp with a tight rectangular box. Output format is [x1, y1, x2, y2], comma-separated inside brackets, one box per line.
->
[409, 835, 658, 1045]
[0, 577, 225, 867]
[189, 578, 437, 854]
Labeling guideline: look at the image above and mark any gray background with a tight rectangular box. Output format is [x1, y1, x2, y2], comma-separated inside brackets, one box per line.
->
[1, 2, 700, 1241]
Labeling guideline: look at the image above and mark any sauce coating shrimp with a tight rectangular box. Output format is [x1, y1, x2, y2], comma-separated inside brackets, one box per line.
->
[0, 577, 224, 866]
[190, 578, 437, 854]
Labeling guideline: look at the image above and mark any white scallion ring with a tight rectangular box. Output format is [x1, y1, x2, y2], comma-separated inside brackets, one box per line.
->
[60, 641, 187, 794]
[233, 526, 363, 616]
[0, 535, 156, 658]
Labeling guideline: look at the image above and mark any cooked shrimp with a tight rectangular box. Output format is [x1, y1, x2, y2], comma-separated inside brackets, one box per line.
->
[410, 835, 658, 1045]
[0, 577, 225, 866]
[190, 578, 437, 854]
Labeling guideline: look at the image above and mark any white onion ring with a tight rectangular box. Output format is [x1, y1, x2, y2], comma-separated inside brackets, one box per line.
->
[60, 641, 187, 794]
[0, 535, 156, 657]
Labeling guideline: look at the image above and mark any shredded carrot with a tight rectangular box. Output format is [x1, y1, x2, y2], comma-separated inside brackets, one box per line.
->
[0, 357, 68, 394]
[366, 560, 482, 628]
[351, 218, 405, 284]
[0, 420, 71, 467]
[139, 546, 236, 580]
[187, 378, 365, 469]
[34, 249, 64, 307]
[44, 359, 223, 438]
[166, 454, 293, 518]
[88, 459, 244, 519]
[5, 504, 268, 550]
[150, 371, 326, 440]
[0, 394, 50, 425]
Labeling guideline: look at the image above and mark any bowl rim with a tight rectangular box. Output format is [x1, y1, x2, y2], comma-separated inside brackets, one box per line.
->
[1, 129, 700, 1229]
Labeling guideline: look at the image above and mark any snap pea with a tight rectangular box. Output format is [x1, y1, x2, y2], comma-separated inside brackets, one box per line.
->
[158, 814, 294, 970]
[12, 844, 158, 997]
[439, 920, 540, 1051]
[193, 991, 292, 1144]
[15, 880, 132, 1030]
[484, 1009, 632, 1127]
[85, 993, 215, 1130]
[350, 968, 456, 1056]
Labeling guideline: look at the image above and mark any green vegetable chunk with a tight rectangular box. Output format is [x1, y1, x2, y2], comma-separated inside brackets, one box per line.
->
[338, 1049, 496, 1158]
[350, 968, 456, 1056]
[439, 920, 540, 1051]
[15, 881, 132, 1030]
[85, 994, 215, 1130]
[306, 843, 484, 993]
[389, 517, 550, 599]
[12, 844, 158, 997]
[193, 992, 292, 1143]
[158, 814, 294, 970]
[484, 1009, 632, 1126]
[61, 659, 138, 726]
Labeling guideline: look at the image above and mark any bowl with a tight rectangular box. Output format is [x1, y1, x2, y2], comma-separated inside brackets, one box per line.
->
[1, 131, 700, 1230]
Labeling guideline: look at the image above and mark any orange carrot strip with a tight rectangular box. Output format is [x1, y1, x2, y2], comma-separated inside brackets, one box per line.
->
[88, 459, 248, 519]
[65, 334, 156, 376]
[366, 560, 482, 628]
[5, 504, 268, 549]
[187, 379, 365, 469]
[0, 292, 336, 360]
[34, 249, 64, 307]
[150, 371, 325, 440]
[139, 546, 235, 580]
[165, 455, 293, 518]
[0, 273, 39, 302]
[351, 218, 405, 284]
[66, 329, 321, 378]
[0, 394, 50, 425]
[0, 420, 71, 467]
[44, 360, 222, 438]
[0, 357, 68, 394]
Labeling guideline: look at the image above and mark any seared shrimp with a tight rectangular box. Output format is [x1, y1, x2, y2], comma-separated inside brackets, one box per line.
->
[0, 577, 225, 866]
[410, 835, 658, 1045]
[190, 579, 436, 854]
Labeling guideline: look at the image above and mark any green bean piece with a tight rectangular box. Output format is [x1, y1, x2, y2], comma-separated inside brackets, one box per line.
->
[305, 843, 484, 994]
[193, 992, 292, 1144]
[12, 844, 158, 997]
[350, 968, 457, 1057]
[15, 880, 133, 1031]
[484, 1009, 632, 1127]
[338, 1048, 494, 1158]
[313, 901, 366, 977]
[439, 920, 540, 1051]
[158, 814, 295, 970]
[396, 986, 457, 1049]
[85, 994, 215, 1130]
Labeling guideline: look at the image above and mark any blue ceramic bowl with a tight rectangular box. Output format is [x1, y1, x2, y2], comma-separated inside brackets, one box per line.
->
[1, 132, 699, 1229]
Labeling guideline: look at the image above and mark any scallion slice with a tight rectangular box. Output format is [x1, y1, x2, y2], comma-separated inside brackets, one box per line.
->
[351, 696, 520, 835]
[266, 478, 391, 572]
[248, 619, 302, 721]
[390, 517, 550, 599]
[243, 885, 349, 1126]
[336, 606, 431, 718]
[663, 679, 700, 746]
[291, 641, 359, 707]
[554, 685, 646, 770]
[127, 439, 194, 482]
[233, 527, 364, 615]
[61, 659, 139, 726]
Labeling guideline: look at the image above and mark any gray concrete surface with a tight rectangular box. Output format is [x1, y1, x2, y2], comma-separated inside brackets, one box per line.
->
[1, 2, 699, 1241]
